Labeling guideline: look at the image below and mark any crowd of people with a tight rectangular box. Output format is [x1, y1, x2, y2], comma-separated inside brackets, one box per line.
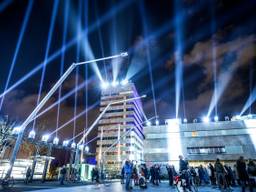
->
[120, 156, 256, 191]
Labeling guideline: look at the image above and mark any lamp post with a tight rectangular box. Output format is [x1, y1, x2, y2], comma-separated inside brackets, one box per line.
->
[73, 95, 147, 169]
[5, 52, 128, 179]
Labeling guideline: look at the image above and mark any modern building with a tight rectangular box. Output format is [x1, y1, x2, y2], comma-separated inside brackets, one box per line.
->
[96, 82, 145, 175]
[144, 116, 256, 168]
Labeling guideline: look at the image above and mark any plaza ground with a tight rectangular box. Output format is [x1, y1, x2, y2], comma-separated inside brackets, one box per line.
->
[0, 181, 244, 192]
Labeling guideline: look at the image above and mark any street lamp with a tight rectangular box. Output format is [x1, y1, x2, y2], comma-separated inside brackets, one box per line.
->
[5, 52, 128, 179]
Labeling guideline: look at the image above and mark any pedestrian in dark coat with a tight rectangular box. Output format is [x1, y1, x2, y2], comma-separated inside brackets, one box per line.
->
[236, 156, 250, 192]
[166, 165, 173, 186]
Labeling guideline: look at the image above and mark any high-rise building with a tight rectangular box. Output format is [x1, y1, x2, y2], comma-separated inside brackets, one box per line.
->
[96, 82, 145, 175]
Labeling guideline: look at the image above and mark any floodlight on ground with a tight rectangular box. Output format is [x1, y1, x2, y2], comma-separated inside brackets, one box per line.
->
[146, 121, 151, 126]
[183, 118, 188, 123]
[12, 126, 21, 135]
[155, 120, 159, 126]
[111, 81, 119, 87]
[225, 116, 229, 121]
[101, 82, 109, 89]
[120, 52, 128, 57]
[53, 137, 59, 145]
[214, 115, 219, 122]
[193, 119, 197, 123]
[202, 116, 209, 123]
[28, 130, 36, 139]
[41, 134, 50, 142]
[85, 145, 89, 153]
[71, 142, 76, 149]
[121, 79, 129, 86]
[63, 140, 69, 147]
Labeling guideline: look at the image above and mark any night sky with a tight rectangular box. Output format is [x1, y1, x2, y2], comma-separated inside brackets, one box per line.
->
[0, 0, 256, 152]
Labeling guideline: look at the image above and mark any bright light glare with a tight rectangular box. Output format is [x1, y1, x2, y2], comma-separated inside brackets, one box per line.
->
[71, 142, 76, 149]
[85, 145, 89, 152]
[202, 116, 210, 123]
[12, 126, 21, 135]
[42, 134, 50, 142]
[155, 120, 159, 125]
[53, 137, 59, 145]
[28, 130, 36, 139]
[63, 140, 69, 147]
[214, 116, 219, 122]
[146, 121, 151, 126]
[111, 81, 119, 87]
[244, 119, 256, 150]
[101, 81, 109, 89]
[183, 118, 188, 123]
[78, 144, 84, 150]
[121, 79, 129, 85]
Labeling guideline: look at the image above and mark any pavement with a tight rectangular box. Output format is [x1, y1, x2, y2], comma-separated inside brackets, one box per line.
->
[0, 181, 245, 192]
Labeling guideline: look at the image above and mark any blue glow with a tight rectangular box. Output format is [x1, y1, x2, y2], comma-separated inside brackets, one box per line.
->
[0, 0, 13, 13]
[240, 87, 256, 115]
[0, 0, 33, 111]
[214, 115, 219, 122]
[202, 116, 210, 123]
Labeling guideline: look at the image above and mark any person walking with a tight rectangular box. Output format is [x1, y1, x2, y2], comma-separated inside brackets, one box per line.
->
[179, 155, 191, 190]
[166, 165, 174, 186]
[59, 166, 67, 185]
[236, 156, 251, 192]
[25, 166, 31, 184]
[124, 160, 133, 190]
[214, 158, 227, 190]
[209, 163, 216, 186]
[247, 159, 256, 191]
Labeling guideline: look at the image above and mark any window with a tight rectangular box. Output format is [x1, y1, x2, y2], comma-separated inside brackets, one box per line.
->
[187, 146, 226, 155]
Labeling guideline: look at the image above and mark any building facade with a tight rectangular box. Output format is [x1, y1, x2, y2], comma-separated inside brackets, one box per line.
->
[144, 117, 256, 168]
[96, 82, 145, 174]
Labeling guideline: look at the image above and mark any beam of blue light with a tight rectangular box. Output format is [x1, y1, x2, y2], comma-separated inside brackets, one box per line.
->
[49, 102, 98, 136]
[207, 2, 218, 118]
[240, 86, 256, 115]
[139, 2, 158, 118]
[73, 0, 82, 140]
[0, 0, 13, 13]
[31, 79, 91, 121]
[56, 0, 69, 134]
[33, 0, 59, 129]
[0, 0, 133, 99]
[174, 0, 184, 118]
[0, 0, 33, 111]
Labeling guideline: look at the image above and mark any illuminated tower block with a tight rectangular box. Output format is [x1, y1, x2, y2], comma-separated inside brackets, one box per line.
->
[96, 82, 145, 175]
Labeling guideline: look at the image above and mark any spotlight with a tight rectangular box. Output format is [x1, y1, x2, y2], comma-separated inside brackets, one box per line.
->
[155, 120, 159, 125]
[202, 116, 209, 123]
[225, 116, 229, 121]
[121, 79, 129, 86]
[111, 81, 119, 87]
[85, 145, 89, 153]
[193, 119, 197, 123]
[121, 52, 128, 57]
[42, 134, 50, 142]
[183, 118, 188, 123]
[214, 116, 219, 122]
[53, 137, 59, 145]
[248, 114, 252, 119]
[12, 126, 21, 135]
[235, 115, 241, 120]
[71, 142, 76, 149]
[63, 140, 69, 147]
[146, 121, 151, 126]
[101, 82, 109, 89]
[78, 144, 84, 150]
[28, 130, 36, 139]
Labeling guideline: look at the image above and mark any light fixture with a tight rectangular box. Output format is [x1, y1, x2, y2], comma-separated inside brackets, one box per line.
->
[85, 145, 89, 153]
[41, 134, 49, 142]
[193, 119, 197, 123]
[111, 81, 119, 87]
[101, 82, 109, 89]
[183, 118, 188, 123]
[28, 130, 36, 139]
[12, 126, 21, 135]
[121, 79, 128, 85]
[202, 116, 209, 123]
[120, 52, 128, 57]
[53, 137, 59, 145]
[71, 142, 76, 149]
[146, 121, 151, 126]
[214, 115, 219, 122]
[155, 120, 159, 125]
[225, 116, 229, 121]
[63, 140, 69, 147]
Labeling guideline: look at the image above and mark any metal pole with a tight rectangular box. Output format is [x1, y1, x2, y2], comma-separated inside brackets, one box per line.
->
[5, 52, 128, 179]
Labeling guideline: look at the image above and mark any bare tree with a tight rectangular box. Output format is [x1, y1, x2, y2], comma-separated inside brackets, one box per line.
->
[0, 116, 15, 158]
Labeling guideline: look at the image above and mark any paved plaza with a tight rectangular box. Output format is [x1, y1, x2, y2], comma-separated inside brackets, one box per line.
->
[26, 182, 243, 192]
